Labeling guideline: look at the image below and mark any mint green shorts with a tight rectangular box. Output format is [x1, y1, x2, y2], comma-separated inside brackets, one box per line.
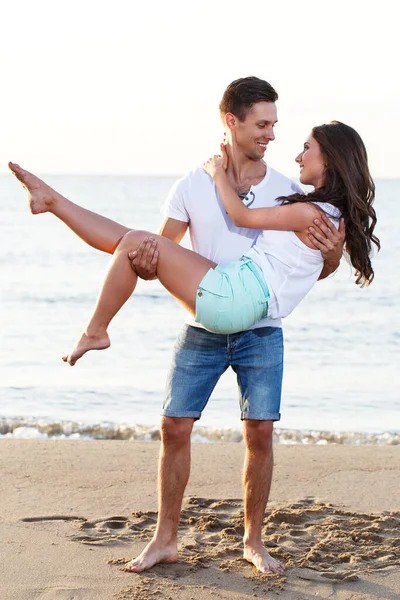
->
[195, 257, 270, 335]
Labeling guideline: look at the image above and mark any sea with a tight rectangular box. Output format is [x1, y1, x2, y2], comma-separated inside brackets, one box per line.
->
[0, 174, 398, 445]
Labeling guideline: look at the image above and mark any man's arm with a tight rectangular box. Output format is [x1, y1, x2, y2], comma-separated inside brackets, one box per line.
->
[158, 217, 189, 242]
[310, 215, 345, 280]
[128, 217, 188, 279]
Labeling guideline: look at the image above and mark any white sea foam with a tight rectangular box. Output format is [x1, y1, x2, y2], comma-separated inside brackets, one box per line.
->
[0, 418, 398, 445]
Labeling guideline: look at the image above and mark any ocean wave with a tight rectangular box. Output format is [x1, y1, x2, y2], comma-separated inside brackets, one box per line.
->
[0, 417, 398, 445]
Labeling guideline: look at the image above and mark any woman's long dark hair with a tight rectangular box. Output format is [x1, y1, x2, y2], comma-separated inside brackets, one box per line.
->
[280, 121, 380, 286]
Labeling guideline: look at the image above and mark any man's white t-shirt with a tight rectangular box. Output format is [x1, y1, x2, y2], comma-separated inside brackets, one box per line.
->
[162, 165, 303, 330]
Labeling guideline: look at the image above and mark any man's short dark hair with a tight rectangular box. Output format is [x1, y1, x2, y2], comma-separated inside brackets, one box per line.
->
[219, 76, 278, 121]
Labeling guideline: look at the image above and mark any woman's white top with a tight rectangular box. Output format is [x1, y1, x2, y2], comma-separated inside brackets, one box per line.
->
[246, 202, 341, 319]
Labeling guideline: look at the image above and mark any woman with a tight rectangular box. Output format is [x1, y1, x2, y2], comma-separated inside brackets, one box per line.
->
[61, 121, 379, 365]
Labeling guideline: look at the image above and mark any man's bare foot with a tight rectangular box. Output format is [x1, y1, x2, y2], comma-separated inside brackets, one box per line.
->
[122, 539, 178, 573]
[8, 162, 58, 214]
[243, 542, 285, 575]
[62, 330, 110, 366]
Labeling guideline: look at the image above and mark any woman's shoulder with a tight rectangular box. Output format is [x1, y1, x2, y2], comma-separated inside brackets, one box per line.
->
[311, 201, 342, 219]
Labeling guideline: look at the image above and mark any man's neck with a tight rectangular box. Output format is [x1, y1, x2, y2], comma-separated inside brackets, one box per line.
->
[225, 144, 266, 189]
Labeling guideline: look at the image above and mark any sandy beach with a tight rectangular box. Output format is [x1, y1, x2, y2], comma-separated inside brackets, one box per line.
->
[0, 440, 398, 599]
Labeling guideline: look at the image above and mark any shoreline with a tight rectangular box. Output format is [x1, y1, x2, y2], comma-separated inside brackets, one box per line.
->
[1, 415, 399, 445]
[1, 440, 399, 599]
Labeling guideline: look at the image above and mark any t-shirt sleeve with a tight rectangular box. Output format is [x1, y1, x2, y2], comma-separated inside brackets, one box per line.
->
[161, 177, 190, 222]
[313, 202, 342, 227]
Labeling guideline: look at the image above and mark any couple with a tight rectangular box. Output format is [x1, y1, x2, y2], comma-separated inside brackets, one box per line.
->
[10, 76, 379, 575]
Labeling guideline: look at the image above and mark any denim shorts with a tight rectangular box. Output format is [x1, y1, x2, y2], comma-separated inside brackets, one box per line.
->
[195, 257, 270, 335]
[162, 324, 283, 421]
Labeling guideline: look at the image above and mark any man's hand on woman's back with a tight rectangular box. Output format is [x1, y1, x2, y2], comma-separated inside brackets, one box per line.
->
[309, 215, 345, 279]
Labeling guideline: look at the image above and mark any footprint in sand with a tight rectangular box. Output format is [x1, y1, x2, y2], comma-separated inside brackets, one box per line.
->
[71, 513, 155, 545]
[20, 497, 400, 595]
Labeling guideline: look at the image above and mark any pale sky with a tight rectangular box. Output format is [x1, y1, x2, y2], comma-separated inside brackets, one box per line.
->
[1, 0, 398, 177]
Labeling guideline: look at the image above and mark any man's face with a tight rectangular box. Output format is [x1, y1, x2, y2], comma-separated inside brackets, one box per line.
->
[231, 102, 277, 161]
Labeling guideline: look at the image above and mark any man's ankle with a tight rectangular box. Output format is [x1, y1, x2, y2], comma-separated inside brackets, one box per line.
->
[152, 530, 178, 547]
[243, 535, 262, 548]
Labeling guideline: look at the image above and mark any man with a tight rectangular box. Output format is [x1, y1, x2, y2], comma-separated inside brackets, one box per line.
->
[9, 76, 344, 575]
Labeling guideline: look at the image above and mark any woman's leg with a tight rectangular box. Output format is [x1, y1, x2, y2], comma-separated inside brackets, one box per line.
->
[9, 162, 130, 254]
[63, 229, 216, 365]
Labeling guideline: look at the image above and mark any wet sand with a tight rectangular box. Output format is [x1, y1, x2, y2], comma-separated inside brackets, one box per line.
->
[0, 440, 399, 599]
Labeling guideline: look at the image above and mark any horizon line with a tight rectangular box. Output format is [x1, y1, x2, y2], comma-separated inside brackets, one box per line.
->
[0, 171, 398, 181]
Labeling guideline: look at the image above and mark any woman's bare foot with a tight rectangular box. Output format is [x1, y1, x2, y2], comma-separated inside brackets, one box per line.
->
[243, 542, 285, 575]
[8, 162, 59, 214]
[122, 539, 178, 573]
[62, 330, 110, 366]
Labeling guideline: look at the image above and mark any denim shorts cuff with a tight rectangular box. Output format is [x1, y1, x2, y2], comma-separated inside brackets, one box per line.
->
[161, 409, 202, 420]
[241, 412, 281, 422]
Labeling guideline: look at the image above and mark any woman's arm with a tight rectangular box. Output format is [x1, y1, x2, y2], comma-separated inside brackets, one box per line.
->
[203, 155, 320, 233]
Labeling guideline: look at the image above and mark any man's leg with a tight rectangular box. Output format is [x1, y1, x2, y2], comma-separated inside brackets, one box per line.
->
[9, 163, 130, 253]
[242, 420, 283, 573]
[124, 416, 194, 572]
[231, 326, 284, 574]
[125, 325, 229, 572]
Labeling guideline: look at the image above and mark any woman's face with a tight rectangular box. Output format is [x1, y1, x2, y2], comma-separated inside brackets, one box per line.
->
[295, 133, 326, 188]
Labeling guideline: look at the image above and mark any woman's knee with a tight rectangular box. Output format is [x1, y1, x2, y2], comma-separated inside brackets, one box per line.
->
[161, 417, 194, 447]
[117, 229, 149, 250]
